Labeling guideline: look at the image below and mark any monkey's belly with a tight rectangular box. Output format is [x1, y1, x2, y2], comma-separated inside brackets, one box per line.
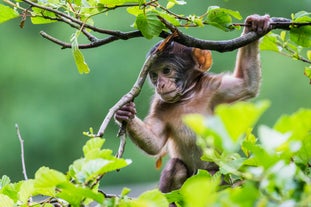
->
[167, 127, 208, 174]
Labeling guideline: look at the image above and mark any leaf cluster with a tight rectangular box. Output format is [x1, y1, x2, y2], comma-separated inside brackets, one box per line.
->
[1, 0, 311, 82]
[0, 137, 133, 206]
[1, 101, 311, 206]
[178, 101, 311, 206]
[0, 0, 242, 74]
[260, 11, 311, 82]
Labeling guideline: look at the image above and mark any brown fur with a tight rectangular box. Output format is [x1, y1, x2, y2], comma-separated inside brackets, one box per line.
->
[115, 15, 272, 193]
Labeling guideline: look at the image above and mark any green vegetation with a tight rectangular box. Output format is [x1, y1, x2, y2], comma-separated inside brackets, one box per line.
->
[1, 102, 310, 206]
[0, 0, 310, 206]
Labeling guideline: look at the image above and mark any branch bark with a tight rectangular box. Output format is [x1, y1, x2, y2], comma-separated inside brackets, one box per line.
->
[19, 0, 311, 52]
[15, 124, 28, 181]
[39, 17, 309, 52]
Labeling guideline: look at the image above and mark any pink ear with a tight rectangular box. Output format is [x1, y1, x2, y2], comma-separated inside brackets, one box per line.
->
[192, 48, 213, 72]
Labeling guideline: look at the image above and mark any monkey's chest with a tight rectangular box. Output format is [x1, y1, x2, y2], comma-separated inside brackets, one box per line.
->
[158, 99, 212, 170]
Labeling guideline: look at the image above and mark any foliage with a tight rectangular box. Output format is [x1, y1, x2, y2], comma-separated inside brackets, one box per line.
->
[0, 0, 311, 206]
[0, 0, 310, 82]
[260, 11, 311, 83]
[1, 101, 311, 206]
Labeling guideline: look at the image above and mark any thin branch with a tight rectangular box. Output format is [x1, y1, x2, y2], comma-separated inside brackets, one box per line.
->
[96, 55, 153, 137]
[38, 13, 310, 52]
[15, 124, 28, 180]
[22, 0, 140, 37]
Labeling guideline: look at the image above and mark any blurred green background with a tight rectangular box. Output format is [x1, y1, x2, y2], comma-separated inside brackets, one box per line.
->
[0, 0, 310, 192]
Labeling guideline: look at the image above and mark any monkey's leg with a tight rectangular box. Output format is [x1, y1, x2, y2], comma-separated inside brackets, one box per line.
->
[159, 158, 191, 193]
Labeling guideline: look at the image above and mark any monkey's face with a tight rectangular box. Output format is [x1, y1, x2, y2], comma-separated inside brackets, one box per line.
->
[147, 41, 212, 103]
[149, 63, 183, 103]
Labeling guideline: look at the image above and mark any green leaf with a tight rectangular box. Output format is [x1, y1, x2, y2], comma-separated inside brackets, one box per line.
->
[57, 182, 104, 205]
[274, 109, 311, 164]
[157, 11, 181, 26]
[242, 142, 279, 169]
[205, 6, 242, 31]
[72, 47, 90, 74]
[99, 0, 140, 7]
[274, 109, 311, 140]
[127, 6, 143, 17]
[69, 138, 131, 183]
[292, 11, 311, 20]
[290, 26, 311, 47]
[305, 67, 311, 82]
[166, 0, 186, 9]
[307, 50, 311, 60]
[218, 181, 259, 206]
[215, 101, 269, 142]
[218, 153, 245, 175]
[83, 137, 105, 159]
[136, 11, 164, 39]
[18, 180, 35, 204]
[0, 175, 11, 189]
[241, 129, 257, 157]
[165, 190, 184, 206]
[0, 4, 19, 24]
[77, 158, 130, 183]
[134, 189, 169, 207]
[258, 125, 291, 154]
[183, 114, 225, 154]
[0, 195, 14, 207]
[34, 167, 67, 196]
[121, 187, 131, 197]
[181, 170, 220, 207]
[166, 1, 175, 9]
[259, 32, 280, 52]
[289, 12, 311, 47]
[31, 8, 57, 24]
[182, 114, 206, 136]
[280, 30, 287, 42]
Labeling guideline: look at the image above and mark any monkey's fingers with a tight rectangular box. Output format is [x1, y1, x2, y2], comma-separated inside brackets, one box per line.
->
[119, 103, 137, 114]
[115, 112, 133, 122]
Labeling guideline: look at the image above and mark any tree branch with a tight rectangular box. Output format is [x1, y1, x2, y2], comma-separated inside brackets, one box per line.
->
[96, 53, 155, 137]
[18, 0, 311, 52]
[38, 15, 308, 52]
[15, 124, 29, 181]
[96, 35, 174, 138]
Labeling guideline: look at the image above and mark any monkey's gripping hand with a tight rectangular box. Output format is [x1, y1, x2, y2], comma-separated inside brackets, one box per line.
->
[243, 14, 272, 35]
[115, 102, 137, 124]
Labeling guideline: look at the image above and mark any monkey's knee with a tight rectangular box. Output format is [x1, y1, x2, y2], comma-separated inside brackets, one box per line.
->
[159, 158, 191, 193]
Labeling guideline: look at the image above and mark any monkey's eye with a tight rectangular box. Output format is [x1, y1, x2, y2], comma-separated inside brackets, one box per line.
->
[150, 72, 158, 80]
[162, 67, 171, 75]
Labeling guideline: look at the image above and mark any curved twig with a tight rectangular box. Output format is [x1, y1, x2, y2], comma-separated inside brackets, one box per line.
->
[96, 35, 174, 138]
[15, 124, 28, 180]
[96, 53, 155, 137]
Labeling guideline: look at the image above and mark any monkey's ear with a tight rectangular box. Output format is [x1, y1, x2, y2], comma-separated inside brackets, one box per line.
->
[192, 48, 213, 72]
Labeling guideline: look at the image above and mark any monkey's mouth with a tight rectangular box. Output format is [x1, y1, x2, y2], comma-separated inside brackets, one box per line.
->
[159, 90, 181, 103]
[160, 90, 176, 96]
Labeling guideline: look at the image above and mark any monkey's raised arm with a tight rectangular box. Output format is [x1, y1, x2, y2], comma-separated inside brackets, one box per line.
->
[215, 15, 272, 102]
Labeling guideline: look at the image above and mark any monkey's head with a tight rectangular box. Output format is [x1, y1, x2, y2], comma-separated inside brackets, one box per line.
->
[148, 41, 212, 103]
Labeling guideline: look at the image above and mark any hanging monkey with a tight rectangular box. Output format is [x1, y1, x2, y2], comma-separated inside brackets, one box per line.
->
[115, 15, 272, 193]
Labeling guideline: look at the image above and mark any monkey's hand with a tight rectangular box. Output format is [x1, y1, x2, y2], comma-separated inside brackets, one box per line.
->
[244, 14, 272, 35]
[115, 102, 137, 124]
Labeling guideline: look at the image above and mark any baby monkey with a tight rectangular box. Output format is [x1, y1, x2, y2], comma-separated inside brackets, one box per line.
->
[115, 15, 271, 193]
